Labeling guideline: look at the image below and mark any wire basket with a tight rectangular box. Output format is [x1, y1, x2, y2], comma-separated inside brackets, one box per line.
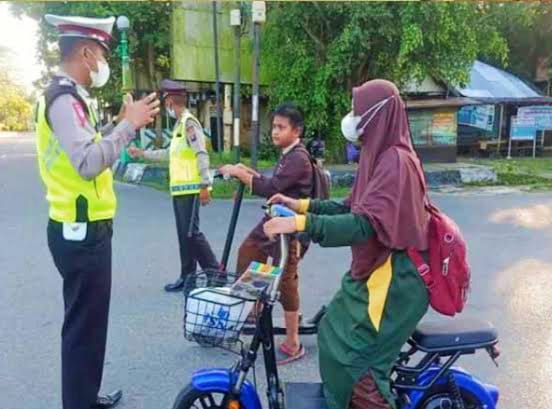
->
[184, 287, 255, 349]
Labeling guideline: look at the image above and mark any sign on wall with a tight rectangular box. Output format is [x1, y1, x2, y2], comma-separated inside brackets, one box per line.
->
[408, 111, 433, 145]
[408, 109, 457, 146]
[457, 105, 495, 131]
[431, 111, 457, 145]
[171, 4, 257, 83]
[517, 105, 552, 130]
[510, 116, 536, 141]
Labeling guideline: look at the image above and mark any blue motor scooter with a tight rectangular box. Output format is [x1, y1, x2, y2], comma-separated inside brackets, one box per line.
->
[174, 204, 500, 409]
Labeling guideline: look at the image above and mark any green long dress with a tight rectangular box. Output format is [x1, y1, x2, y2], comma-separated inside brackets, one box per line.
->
[305, 200, 429, 409]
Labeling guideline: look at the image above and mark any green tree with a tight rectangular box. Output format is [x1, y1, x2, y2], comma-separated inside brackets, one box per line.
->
[0, 46, 33, 131]
[483, 2, 552, 83]
[10, 1, 172, 108]
[262, 2, 509, 162]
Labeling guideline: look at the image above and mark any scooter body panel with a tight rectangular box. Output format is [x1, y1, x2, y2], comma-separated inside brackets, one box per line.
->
[192, 368, 263, 409]
[402, 365, 499, 409]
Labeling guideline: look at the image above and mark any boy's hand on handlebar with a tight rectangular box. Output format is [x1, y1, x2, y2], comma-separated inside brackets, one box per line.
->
[219, 164, 253, 186]
[267, 194, 300, 213]
[263, 217, 298, 241]
[219, 164, 236, 177]
[236, 163, 261, 178]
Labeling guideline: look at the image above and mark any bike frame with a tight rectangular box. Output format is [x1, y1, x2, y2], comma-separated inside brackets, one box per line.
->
[190, 231, 289, 409]
[189, 294, 282, 409]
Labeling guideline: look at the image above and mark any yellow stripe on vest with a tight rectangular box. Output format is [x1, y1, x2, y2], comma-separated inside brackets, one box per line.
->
[366, 256, 393, 332]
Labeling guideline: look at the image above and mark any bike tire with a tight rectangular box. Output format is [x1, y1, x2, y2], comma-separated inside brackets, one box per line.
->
[172, 383, 234, 409]
[416, 385, 486, 409]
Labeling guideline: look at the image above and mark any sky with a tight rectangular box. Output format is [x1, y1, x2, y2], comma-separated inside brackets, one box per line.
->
[0, 2, 42, 92]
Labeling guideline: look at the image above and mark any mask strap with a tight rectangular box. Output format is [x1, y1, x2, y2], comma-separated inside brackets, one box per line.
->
[357, 95, 394, 131]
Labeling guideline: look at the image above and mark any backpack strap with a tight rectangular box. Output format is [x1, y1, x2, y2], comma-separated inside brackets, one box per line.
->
[44, 76, 90, 129]
[406, 248, 434, 289]
[292, 144, 319, 195]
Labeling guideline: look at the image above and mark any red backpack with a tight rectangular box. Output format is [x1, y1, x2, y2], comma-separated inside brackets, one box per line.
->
[407, 170, 471, 316]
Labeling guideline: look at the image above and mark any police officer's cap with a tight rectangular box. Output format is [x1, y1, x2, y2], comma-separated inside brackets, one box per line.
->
[45, 14, 115, 51]
[160, 79, 188, 99]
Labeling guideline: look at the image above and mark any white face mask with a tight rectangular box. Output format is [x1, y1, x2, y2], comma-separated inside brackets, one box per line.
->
[167, 106, 177, 119]
[89, 59, 110, 88]
[341, 95, 394, 143]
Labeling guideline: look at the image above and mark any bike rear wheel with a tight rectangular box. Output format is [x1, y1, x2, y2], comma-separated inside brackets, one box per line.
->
[417, 385, 485, 409]
[172, 383, 234, 409]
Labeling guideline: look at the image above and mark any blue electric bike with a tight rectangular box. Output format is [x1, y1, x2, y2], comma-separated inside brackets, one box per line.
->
[174, 204, 500, 409]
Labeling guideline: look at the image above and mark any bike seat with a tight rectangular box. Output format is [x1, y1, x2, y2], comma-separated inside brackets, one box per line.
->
[411, 317, 498, 351]
[285, 383, 328, 409]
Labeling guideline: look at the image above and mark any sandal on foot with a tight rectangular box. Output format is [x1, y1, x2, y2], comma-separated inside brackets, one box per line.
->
[276, 343, 305, 365]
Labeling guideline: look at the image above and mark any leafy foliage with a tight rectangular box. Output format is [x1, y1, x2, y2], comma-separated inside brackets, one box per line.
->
[481, 2, 552, 82]
[10, 1, 172, 108]
[0, 47, 32, 131]
[262, 2, 509, 162]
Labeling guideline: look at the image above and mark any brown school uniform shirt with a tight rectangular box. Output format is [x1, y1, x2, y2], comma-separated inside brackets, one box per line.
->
[249, 142, 314, 257]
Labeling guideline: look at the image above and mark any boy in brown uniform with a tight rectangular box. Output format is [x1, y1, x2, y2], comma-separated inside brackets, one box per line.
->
[220, 102, 313, 364]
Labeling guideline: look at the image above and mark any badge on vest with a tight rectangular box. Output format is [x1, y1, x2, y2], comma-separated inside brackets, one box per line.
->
[62, 222, 87, 241]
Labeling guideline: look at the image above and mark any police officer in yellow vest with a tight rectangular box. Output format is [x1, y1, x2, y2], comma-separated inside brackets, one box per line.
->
[128, 79, 219, 292]
[36, 15, 159, 409]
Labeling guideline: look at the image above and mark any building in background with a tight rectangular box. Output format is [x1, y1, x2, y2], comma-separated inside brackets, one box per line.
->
[403, 76, 479, 162]
[404, 60, 552, 161]
[452, 60, 552, 158]
[170, 1, 269, 154]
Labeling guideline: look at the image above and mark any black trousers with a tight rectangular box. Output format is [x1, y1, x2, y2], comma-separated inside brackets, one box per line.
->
[47, 219, 113, 409]
[172, 194, 219, 278]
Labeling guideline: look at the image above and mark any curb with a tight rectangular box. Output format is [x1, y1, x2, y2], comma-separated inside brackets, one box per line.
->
[113, 161, 498, 190]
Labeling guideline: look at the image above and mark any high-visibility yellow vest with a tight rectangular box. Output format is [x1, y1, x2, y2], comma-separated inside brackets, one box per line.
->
[36, 92, 116, 222]
[169, 111, 208, 196]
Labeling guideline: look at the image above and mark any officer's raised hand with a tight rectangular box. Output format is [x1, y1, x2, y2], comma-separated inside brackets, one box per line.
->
[125, 92, 160, 129]
[114, 93, 133, 124]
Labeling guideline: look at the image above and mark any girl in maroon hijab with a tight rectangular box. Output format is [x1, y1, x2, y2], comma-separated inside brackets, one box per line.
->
[264, 79, 429, 409]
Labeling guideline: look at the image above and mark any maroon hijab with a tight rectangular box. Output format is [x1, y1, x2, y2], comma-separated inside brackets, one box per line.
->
[344, 79, 428, 280]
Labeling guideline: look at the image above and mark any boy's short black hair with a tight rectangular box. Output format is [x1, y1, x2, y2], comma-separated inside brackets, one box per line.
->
[271, 102, 305, 136]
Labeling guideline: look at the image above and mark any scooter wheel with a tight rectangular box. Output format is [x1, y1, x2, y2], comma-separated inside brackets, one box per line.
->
[416, 385, 485, 409]
[172, 383, 237, 409]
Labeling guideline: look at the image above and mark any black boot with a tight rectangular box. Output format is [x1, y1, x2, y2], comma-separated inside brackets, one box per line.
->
[91, 390, 122, 408]
[164, 277, 185, 292]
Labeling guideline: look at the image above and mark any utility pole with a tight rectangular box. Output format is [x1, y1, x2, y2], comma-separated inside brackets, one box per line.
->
[250, 1, 265, 169]
[116, 15, 135, 166]
[230, 7, 242, 163]
[212, 1, 223, 158]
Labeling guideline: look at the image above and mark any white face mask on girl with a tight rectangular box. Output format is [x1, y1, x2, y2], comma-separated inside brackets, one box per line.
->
[340, 95, 394, 143]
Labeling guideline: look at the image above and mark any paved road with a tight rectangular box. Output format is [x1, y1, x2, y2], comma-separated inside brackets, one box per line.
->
[2, 133, 552, 408]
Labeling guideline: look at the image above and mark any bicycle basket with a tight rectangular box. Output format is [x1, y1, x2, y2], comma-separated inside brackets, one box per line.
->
[184, 287, 254, 347]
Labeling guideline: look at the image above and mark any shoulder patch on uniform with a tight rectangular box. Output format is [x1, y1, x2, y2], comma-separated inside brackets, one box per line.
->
[72, 101, 87, 127]
[186, 126, 198, 142]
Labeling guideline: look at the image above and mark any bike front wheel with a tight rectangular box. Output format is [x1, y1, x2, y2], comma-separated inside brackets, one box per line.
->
[172, 383, 235, 409]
